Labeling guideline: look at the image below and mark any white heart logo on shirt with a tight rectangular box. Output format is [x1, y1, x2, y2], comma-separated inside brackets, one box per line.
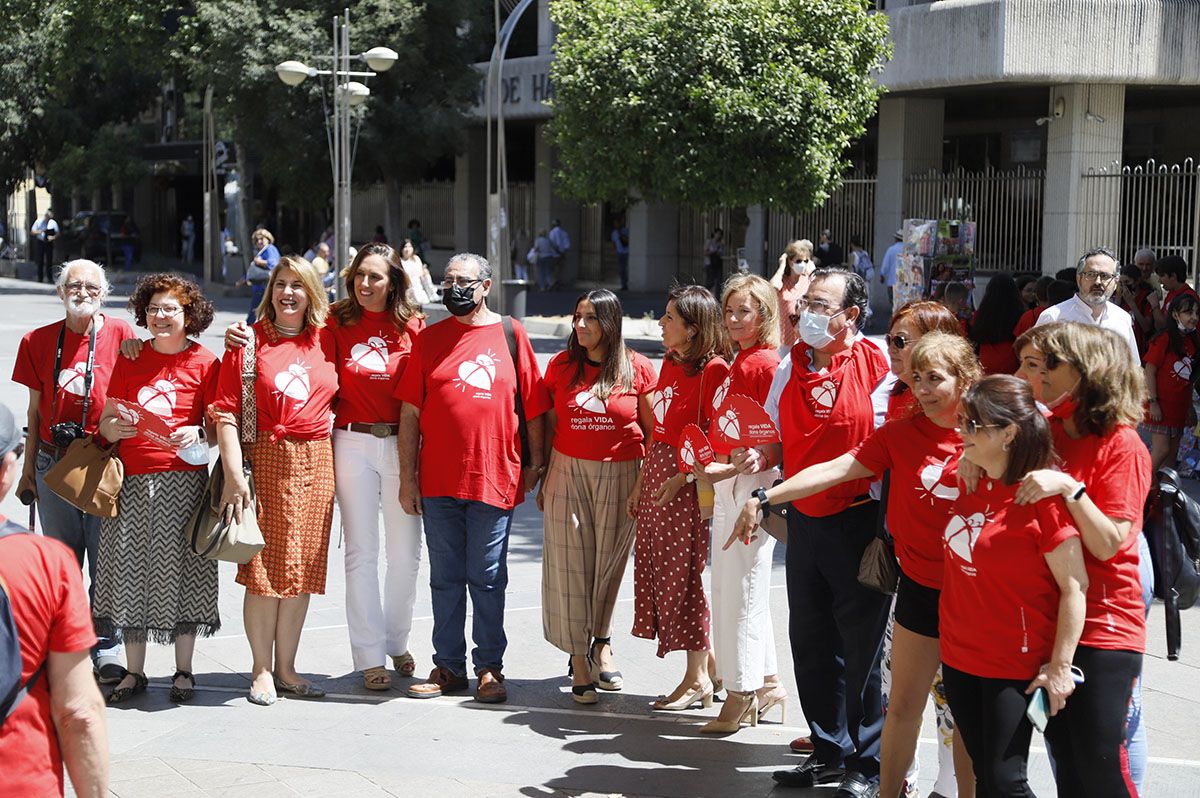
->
[137, 379, 177, 417]
[812, 380, 837, 409]
[711, 376, 731, 411]
[717, 409, 740, 440]
[348, 336, 389, 373]
[115, 401, 141, 425]
[919, 459, 960, 502]
[574, 388, 607, 415]
[944, 512, 986, 564]
[652, 385, 675, 424]
[57, 361, 88, 396]
[1173, 356, 1192, 381]
[457, 354, 497, 390]
[680, 439, 696, 468]
[274, 364, 311, 402]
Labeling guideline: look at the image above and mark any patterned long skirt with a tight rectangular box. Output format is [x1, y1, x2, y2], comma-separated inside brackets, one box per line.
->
[94, 469, 219, 643]
[631, 441, 711, 657]
[236, 435, 336, 598]
[541, 452, 639, 657]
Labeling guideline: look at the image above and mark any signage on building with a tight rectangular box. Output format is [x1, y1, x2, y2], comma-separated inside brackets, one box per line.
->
[470, 55, 555, 121]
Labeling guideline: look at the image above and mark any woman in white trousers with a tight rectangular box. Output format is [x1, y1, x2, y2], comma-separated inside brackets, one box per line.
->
[701, 274, 787, 733]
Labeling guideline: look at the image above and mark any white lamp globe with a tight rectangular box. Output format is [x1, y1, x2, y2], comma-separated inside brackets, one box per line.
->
[363, 46, 398, 72]
[275, 60, 311, 87]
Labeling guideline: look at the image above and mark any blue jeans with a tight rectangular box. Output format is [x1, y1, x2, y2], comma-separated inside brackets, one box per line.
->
[34, 448, 123, 663]
[1126, 532, 1154, 792]
[421, 497, 512, 677]
[247, 282, 266, 323]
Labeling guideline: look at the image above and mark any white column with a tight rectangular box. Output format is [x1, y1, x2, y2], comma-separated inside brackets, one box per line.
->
[627, 201, 679, 292]
[1040, 84, 1125, 274]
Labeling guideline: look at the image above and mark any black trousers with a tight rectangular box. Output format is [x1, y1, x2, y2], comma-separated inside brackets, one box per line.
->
[785, 501, 890, 776]
[37, 239, 54, 282]
[942, 663, 1036, 798]
[1045, 645, 1141, 797]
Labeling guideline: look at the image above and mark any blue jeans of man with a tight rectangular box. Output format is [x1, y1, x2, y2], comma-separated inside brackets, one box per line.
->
[34, 447, 123, 663]
[421, 497, 512, 677]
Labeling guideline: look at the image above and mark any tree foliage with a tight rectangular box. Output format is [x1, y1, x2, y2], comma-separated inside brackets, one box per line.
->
[548, 0, 891, 212]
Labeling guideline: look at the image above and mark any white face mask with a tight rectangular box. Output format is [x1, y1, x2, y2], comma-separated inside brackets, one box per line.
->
[797, 309, 845, 349]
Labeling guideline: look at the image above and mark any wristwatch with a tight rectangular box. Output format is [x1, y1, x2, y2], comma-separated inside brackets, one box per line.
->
[752, 487, 772, 515]
[685, 473, 696, 484]
[1066, 481, 1087, 503]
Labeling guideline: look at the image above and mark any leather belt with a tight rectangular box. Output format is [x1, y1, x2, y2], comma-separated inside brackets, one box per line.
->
[848, 494, 874, 508]
[39, 441, 68, 458]
[336, 423, 399, 438]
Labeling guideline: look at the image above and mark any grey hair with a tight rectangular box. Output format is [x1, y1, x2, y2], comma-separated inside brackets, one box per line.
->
[1076, 246, 1120, 273]
[1134, 247, 1157, 263]
[447, 252, 492, 282]
[56, 259, 111, 297]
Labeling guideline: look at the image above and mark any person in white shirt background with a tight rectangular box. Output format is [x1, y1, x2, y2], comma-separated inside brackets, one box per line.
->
[1034, 246, 1139, 365]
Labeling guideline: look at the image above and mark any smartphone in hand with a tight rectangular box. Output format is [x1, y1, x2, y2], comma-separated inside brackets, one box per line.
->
[1026, 687, 1050, 733]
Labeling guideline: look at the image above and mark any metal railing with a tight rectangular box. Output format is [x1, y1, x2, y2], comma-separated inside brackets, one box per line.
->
[351, 181, 458, 250]
[767, 175, 876, 266]
[904, 167, 1044, 272]
[1079, 158, 1200, 269]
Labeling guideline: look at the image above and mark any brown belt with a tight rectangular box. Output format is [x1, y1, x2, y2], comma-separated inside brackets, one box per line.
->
[336, 423, 399, 438]
[38, 441, 69, 458]
[848, 494, 874, 508]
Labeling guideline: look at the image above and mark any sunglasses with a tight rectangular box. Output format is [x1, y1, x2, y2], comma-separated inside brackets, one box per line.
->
[955, 416, 1003, 436]
[885, 333, 913, 350]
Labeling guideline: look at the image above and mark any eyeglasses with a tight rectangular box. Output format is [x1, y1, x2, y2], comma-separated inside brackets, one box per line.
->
[440, 277, 483, 290]
[795, 298, 845, 317]
[885, 333, 913, 350]
[64, 281, 103, 296]
[146, 305, 184, 318]
[1043, 352, 1063, 371]
[1080, 270, 1117, 284]
[956, 416, 1004, 436]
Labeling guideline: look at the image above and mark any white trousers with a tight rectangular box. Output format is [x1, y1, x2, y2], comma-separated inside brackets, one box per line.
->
[333, 429, 423, 671]
[710, 468, 780, 692]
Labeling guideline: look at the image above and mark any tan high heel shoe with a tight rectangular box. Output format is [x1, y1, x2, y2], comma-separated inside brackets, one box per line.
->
[700, 691, 759, 733]
[652, 680, 715, 711]
[757, 685, 788, 723]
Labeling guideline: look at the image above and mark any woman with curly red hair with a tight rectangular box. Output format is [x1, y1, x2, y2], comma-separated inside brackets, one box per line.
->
[93, 273, 221, 704]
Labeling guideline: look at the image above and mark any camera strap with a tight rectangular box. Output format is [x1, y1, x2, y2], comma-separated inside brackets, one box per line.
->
[50, 320, 97, 430]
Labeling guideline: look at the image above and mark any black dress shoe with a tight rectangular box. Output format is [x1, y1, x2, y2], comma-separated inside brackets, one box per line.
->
[772, 754, 845, 788]
[833, 771, 877, 798]
[95, 661, 127, 685]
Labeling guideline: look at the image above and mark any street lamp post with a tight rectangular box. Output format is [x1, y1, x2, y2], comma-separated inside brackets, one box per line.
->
[275, 8, 396, 297]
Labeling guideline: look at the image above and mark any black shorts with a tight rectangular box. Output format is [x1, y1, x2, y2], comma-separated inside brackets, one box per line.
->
[894, 571, 940, 638]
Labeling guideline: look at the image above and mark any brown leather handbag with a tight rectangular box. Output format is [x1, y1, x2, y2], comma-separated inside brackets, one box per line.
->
[43, 436, 124, 518]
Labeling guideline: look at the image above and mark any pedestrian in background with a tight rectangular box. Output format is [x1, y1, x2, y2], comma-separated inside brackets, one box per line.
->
[611, 217, 630, 291]
[241, 229, 280, 324]
[703, 228, 725, 290]
[1144, 293, 1200, 479]
[550, 219, 573, 289]
[769, 239, 815, 348]
[399, 238, 435, 305]
[93, 274, 221, 705]
[179, 215, 195, 266]
[11, 259, 135, 684]
[969, 274, 1024, 375]
[538, 289, 656, 704]
[31, 208, 59, 284]
[534, 229, 557, 292]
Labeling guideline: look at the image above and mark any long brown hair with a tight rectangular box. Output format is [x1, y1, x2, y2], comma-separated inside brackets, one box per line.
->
[566, 290, 633, 401]
[666, 284, 725, 375]
[1035, 322, 1146, 436]
[330, 243, 423, 329]
[961, 375, 1053, 485]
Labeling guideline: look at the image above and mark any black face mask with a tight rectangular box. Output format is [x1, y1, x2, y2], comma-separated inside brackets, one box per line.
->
[444, 282, 481, 316]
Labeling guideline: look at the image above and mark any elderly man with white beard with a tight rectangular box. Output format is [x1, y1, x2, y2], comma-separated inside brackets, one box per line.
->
[11, 259, 136, 683]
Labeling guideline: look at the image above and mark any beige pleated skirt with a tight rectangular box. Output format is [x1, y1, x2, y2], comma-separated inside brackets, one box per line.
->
[541, 451, 639, 657]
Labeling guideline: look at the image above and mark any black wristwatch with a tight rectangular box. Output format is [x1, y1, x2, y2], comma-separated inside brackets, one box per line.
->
[1066, 481, 1087, 503]
[752, 487, 772, 515]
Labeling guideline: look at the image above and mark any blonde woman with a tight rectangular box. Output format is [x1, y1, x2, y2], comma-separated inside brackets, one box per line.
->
[699, 274, 785, 733]
[211, 256, 338, 706]
[769, 239, 815, 347]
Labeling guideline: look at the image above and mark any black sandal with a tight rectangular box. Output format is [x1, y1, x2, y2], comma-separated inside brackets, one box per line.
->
[169, 670, 195, 703]
[590, 637, 624, 691]
[107, 672, 148, 704]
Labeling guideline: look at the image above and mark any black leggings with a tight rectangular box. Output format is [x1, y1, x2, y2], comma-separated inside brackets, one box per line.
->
[1045, 645, 1142, 797]
[942, 663, 1036, 797]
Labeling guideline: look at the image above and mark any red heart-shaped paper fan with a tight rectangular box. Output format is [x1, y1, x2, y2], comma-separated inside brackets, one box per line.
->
[714, 394, 780, 447]
[678, 423, 715, 472]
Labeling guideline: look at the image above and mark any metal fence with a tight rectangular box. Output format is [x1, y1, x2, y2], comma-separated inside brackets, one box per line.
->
[904, 167, 1045, 272]
[1079, 158, 1200, 269]
[352, 181, 457, 250]
[767, 175, 876, 265]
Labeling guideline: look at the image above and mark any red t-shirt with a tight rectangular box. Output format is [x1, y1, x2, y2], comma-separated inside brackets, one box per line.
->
[1121, 289, 1154, 357]
[708, 344, 780, 454]
[777, 280, 806, 348]
[11, 315, 136, 441]
[978, 341, 1019, 376]
[779, 339, 889, 517]
[0, 534, 98, 798]
[886, 387, 920, 422]
[939, 481, 1079, 679]
[851, 414, 962, 589]
[1051, 422, 1150, 652]
[394, 317, 551, 509]
[327, 311, 424, 426]
[650, 356, 730, 447]
[543, 349, 657, 462]
[105, 343, 220, 475]
[1162, 284, 1199, 311]
[211, 322, 339, 441]
[1012, 306, 1043, 339]
[1144, 334, 1196, 428]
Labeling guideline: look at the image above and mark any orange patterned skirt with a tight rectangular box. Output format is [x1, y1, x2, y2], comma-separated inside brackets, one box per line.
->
[236, 434, 336, 598]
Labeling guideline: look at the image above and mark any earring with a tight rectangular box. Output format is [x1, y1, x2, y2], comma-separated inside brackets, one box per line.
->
[1002, 440, 1010, 452]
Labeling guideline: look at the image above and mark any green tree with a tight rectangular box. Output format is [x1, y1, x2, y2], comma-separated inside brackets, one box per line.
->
[548, 0, 891, 212]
